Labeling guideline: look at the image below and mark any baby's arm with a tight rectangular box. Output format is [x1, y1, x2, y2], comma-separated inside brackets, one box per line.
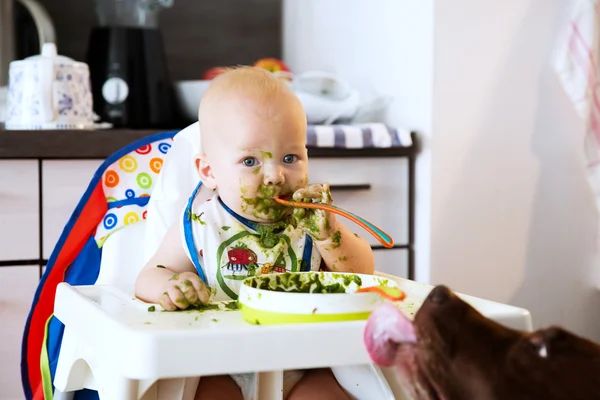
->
[293, 184, 375, 275]
[135, 222, 210, 310]
[315, 222, 375, 274]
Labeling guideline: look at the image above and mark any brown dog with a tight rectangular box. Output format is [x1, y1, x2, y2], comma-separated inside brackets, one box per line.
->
[364, 285, 600, 400]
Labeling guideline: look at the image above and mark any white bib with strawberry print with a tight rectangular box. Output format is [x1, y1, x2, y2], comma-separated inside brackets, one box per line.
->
[180, 190, 322, 301]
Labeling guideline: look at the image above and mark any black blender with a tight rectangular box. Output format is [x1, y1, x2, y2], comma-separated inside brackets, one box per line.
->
[86, 0, 174, 128]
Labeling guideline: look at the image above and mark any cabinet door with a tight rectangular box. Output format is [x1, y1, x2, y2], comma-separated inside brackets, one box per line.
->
[308, 158, 409, 247]
[0, 266, 39, 399]
[42, 160, 104, 259]
[0, 161, 39, 262]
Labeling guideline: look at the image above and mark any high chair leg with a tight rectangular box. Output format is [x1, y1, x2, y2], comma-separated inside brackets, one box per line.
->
[96, 374, 139, 400]
[54, 327, 98, 392]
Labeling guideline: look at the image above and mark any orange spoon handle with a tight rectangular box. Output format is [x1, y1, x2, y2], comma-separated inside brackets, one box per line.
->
[356, 286, 406, 301]
[273, 196, 394, 248]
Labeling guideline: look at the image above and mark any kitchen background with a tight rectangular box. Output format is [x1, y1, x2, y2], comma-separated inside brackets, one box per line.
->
[3, 0, 600, 399]
[285, 0, 600, 345]
[41, 0, 281, 82]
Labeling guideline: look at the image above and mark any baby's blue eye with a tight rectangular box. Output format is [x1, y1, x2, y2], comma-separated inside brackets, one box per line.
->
[283, 154, 297, 164]
[242, 157, 258, 167]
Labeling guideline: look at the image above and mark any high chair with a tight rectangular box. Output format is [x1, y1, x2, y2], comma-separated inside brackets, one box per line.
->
[21, 122, 534, 400]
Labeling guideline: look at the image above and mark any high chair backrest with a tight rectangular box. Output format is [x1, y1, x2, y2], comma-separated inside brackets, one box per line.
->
[95, 220, 147, 294]
[143, 121, 213, 263]
[21, 127, 191, 400]
[98, 122, 211, 292]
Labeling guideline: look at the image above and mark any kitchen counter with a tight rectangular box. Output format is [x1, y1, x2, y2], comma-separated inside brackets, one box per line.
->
[0, 129, 418, 159]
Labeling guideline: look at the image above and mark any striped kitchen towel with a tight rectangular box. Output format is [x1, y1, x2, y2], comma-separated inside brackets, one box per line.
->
[306, 123, 412, 148]
[554, 0, 600, 212]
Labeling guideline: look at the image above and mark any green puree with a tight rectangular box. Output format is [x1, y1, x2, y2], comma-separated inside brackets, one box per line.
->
[331, 230, 341, 248]
[245, 272, 362, 294]
[180, 301, 239, 312]
[170, 301, 239, 313]
[255, 221, 289, 248]
[241, 183, 287, 223]
[240, 182, 343, 249]
[187, 210, 206, 225]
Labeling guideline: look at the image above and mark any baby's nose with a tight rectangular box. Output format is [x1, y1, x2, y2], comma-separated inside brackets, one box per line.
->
[263, 165, 285, 185]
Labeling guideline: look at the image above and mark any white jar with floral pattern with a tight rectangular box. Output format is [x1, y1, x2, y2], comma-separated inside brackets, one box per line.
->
[5, 43, 95, 130]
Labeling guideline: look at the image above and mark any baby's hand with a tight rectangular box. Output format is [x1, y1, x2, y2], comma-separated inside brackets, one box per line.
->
[159, 271, 210, 311]
[292, 183, 337, 241]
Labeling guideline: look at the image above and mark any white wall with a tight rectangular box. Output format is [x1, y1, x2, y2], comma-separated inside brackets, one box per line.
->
[283, 0, 600, 340]
[283, 0, 435, 283]
[432, 0, 600, 340]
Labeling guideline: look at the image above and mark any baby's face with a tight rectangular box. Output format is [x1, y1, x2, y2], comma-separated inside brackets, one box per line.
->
[204, 96, 308, 223]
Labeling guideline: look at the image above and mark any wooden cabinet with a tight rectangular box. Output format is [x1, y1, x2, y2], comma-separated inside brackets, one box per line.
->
[0, 161, 39, 261]
[309, 158, 410, 278]
[309, 158, 408, 247]
[0, 154, 413, 280]
[42, 161, 103, 259]
[0, 160, 103, 263]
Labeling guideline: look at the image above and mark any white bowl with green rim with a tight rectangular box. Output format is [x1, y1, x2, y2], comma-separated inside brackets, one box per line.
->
[238, 271, 399, 325]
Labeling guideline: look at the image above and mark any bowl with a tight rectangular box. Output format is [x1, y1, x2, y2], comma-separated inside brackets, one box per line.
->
[173, 80, 211, 122]
[238, 271, 400, 325]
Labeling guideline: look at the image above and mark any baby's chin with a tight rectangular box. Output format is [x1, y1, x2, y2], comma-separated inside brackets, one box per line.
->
[237, 202, 291, 224]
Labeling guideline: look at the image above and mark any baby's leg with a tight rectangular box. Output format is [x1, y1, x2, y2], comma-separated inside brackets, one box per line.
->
[287, 368, 349, 400]
[194, 374, 243, 400]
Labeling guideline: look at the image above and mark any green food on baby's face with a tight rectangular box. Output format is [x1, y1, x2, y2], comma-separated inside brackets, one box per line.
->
[256, 183, 278, 199]
[240, 183, 290, 222]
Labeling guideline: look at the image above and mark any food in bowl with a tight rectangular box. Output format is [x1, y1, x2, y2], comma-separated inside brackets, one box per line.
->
[239, 271, 401, 325]
[245, 271, 363, 293]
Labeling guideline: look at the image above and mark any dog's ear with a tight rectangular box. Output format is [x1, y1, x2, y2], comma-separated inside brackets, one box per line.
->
[529, 332, 549, 359]
[529, 327, 573, 359]
[535, 326, 600, 358]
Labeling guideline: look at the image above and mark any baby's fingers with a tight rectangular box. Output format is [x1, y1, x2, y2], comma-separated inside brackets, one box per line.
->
[293, 188, 309, 202]
[179, 279, 199, 305]
[180, 272, 210, 304]
[167, 286, 190, 309]
[293, 184, 322, 202]
[159, 292, 177, 311]
[321, 183, 332, 204]
[293, 207, 306, 220]
[305, 184, 324, 199]
[195, 281, 211, 304]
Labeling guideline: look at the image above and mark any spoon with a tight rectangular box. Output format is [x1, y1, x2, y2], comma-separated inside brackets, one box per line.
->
[273, 196, 394, 248]
[356, 285, 406, 301]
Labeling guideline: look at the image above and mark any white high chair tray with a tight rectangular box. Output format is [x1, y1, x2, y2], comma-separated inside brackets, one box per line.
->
[54, 273, 532, 384]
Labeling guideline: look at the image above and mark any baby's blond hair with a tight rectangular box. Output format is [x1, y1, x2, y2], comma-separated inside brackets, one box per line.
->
[198, 66, 295, 152]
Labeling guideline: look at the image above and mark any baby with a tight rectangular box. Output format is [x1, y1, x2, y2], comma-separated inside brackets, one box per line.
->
[135, 66, 375, 400]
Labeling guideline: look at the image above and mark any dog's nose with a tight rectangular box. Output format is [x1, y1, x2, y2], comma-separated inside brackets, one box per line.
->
[429, 285, 452, 304]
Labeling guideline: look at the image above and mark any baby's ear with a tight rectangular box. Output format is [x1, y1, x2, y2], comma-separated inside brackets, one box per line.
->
[195, 154, 217, 189]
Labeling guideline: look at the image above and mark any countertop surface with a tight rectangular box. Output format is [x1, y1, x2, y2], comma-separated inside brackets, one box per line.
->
[0, 128, 418, 160]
